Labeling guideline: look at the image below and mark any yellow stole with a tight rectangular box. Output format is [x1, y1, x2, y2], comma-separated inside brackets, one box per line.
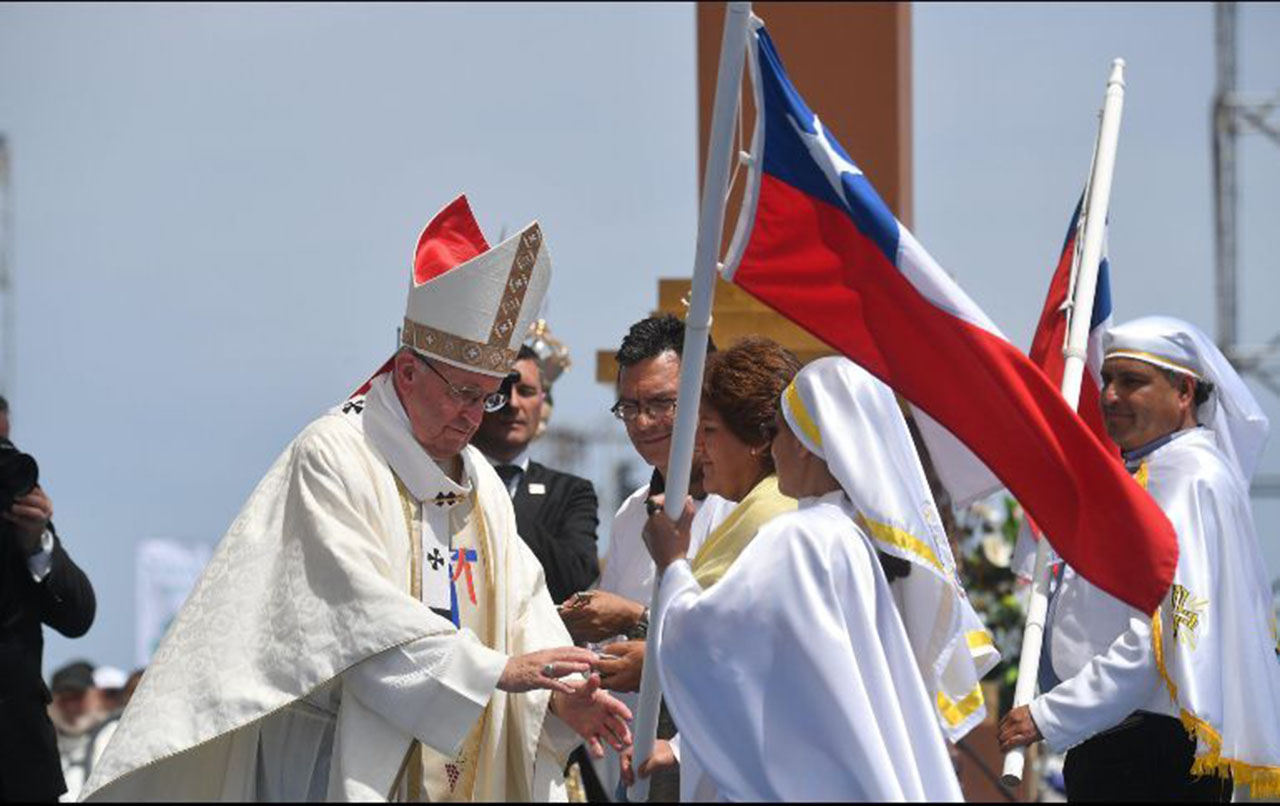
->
[389, 476, 498, 802]
[690, 475, 796, 588]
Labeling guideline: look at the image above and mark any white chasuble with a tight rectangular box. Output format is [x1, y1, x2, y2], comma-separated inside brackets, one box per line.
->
[83, 373, 581, 802]
[653, 492, 962, 802]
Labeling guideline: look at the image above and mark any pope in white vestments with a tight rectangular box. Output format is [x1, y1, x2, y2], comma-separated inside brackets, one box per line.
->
[81, 196, 631, 802]
[641, 357, 964, 802]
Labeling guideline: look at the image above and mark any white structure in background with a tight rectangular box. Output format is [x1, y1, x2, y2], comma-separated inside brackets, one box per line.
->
[1213, 2, 1280, 498]
[135, 539, 213, 667]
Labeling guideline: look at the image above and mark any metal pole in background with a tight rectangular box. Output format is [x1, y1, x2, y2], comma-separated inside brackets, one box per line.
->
[1211, 0, 1280, 496]
[1213, 2, 1238, 351]
[0, 135, 13, 399]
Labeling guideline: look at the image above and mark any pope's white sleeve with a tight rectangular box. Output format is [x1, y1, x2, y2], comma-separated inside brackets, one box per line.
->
[1028, 613, 1161, 752]
[343, 628, 508, 757]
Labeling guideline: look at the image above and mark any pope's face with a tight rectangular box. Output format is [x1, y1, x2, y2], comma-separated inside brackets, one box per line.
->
[392, 351, 502, 461]
[1100, 357, 1194, 452]
[474, 358, 543, 457]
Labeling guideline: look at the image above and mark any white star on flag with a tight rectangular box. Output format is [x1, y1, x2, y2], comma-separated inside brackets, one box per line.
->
[788, 113, 862, 208]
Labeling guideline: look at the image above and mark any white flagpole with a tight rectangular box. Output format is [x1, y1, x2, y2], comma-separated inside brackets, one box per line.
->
[626, 3, 752, 800]
[1001, 57, 1126, 789]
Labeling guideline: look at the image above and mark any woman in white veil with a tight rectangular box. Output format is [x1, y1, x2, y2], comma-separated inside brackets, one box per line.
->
[641, 357, 969, 801]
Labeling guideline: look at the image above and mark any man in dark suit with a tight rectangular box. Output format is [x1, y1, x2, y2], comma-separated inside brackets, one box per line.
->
[472, 346, 600, 604]
[0, 400, 96, 802]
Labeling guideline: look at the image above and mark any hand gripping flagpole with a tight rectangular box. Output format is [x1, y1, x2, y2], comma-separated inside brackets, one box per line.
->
[1001, 58, 1127, 789]
[626, 3, 752, 800]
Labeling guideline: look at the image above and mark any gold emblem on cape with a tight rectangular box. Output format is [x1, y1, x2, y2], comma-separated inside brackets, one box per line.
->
[1170, 583, 1208, 649]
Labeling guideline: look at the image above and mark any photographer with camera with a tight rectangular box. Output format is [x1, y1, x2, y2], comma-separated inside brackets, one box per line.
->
[0, 395, 96, 802]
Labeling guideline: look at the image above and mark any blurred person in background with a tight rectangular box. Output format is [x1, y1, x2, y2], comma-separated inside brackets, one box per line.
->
[91, 666, 129, 718]
[0, 396, 96, 802]
[473, 344, 600, 604]
[50, 661, 116, 803]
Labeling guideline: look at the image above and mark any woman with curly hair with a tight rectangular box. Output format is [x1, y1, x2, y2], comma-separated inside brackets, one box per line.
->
[624, 336, 801, 799]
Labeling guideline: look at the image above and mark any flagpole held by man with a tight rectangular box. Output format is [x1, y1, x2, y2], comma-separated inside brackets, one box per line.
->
[1003, 57, 1129, 788]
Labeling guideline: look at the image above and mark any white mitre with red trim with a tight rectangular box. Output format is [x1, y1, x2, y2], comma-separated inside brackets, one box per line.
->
[402, 194, 551, 377]
[352, 195, 552, 397]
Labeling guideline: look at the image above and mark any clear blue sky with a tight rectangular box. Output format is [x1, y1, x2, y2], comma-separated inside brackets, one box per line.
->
[0, 3, 1275, 675]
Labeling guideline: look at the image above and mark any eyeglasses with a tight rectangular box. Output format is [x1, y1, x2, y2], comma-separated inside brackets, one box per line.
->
[414, 353, 512, 413]
[610, 397, 678, 423]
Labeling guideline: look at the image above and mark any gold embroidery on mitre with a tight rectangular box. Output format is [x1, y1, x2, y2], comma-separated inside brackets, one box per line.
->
[401, 319, 517, 373]
[400, 223, 542, 375]
[1170, 583, 1208, 650]
[486, 225, 542, 348]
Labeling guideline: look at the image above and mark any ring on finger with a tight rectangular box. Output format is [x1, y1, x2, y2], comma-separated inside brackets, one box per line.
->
[542, 663, 556, 677]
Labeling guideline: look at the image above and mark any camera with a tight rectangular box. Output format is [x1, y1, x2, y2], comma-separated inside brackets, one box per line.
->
[0, 437, 38, 511]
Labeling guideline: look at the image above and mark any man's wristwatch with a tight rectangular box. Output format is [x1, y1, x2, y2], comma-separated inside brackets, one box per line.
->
[625, 607, 650, 640]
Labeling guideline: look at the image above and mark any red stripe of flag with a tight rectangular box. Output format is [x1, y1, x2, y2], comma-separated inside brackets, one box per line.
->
[731, 174, 1176, 613]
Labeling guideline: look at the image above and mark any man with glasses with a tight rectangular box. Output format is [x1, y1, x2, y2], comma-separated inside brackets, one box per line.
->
[559, 314, 730, 801]
[83, 196, 631, 803]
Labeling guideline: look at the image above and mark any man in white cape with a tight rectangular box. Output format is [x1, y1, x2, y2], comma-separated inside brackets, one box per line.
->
[81, 195, 631, 802]
[1000, 315, 1280, 800]
[640, 357, 963, 801]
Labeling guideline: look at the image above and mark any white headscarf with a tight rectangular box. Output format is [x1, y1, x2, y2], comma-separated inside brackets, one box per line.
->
[1104, 316, 1270, 482]
[781, 356, 998, 741]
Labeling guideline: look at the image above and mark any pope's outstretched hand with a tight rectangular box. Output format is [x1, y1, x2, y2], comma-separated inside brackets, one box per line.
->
[498, 647, 599, 695]
[551, 673, 634, 758]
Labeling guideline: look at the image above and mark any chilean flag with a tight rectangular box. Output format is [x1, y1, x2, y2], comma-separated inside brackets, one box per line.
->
[1027, 197, 1115, 451]
[1015, 199, 1116, 578]
[720, 19, 1176, 613]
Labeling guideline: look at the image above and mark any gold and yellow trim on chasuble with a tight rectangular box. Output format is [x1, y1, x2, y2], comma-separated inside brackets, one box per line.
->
[388, 477, 498, 802]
